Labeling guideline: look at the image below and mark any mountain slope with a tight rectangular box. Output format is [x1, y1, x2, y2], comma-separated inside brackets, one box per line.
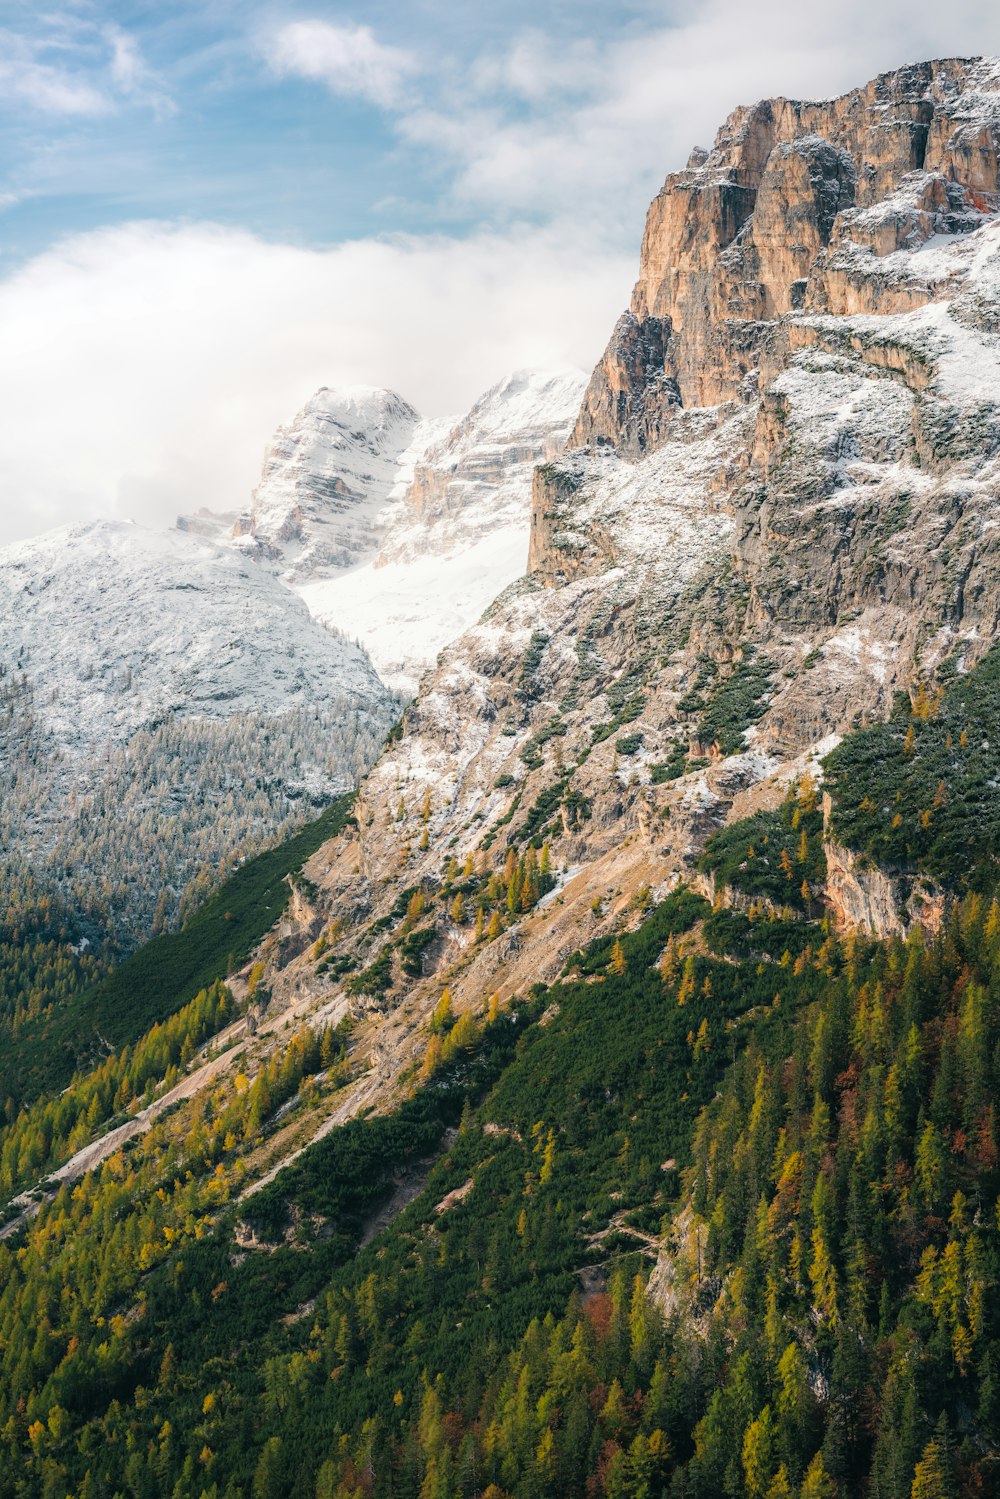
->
[0, 519, 395, 948]
[3, 52, 1000, 1499]
[2, 671, 1000, 1496]
[279, 54, 1000, 1035]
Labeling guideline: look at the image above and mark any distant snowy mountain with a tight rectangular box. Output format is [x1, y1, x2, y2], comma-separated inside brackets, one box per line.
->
[231, 387, 420, 580]
[0, 365, 586, 946]
[0, 519, 396, 945]
[188, 367, 588, 694]
[301, 369, 588, 692]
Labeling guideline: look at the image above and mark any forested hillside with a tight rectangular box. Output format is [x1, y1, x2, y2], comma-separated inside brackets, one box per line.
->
[2, 652, 999, 1497]
[0, 796, 355, 1119]
[5, 50, 1000, 1499]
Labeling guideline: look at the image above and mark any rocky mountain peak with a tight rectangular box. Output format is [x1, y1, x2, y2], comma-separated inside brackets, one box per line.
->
[573, 55, 1000, 454]
[187, 367, 586, 694]
[231, 385, 421, 580]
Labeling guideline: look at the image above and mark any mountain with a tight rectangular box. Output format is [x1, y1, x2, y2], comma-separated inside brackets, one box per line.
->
[3, 55, 1000, 1499]
[190, 367, 588, 693]
[227, 386, 421, 579]
[301, 368, 588, 692]
[0, 519, 395, 948]
[0, 364, 584, 951]
[294, 55, 1000, 1020]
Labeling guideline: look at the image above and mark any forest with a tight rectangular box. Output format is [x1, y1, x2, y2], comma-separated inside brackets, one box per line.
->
[0, 655, 999, 1496]
[0, 665, 390, 955]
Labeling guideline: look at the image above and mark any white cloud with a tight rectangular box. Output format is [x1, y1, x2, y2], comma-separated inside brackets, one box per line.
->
[0, 220, 629, 545]
[104, 24, 175, 116]
[398, 0, 1000, 223]
[0, 21, 173, 121]
[269, 21, 417, 108]
[0, 47, 110, 117]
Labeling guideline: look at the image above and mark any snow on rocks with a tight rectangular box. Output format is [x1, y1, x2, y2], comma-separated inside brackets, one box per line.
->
[294, 368, 587, 694]
[231, 386, 421, 580]
[185, 368, 587, 698]
[0, 518, 389, 759]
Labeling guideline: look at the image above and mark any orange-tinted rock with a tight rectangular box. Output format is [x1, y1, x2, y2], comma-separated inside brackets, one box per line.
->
[572, 58, 1000, 454]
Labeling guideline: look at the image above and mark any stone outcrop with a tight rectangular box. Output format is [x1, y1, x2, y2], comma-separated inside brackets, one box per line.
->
[572, 57, 1000, 453]
[822, 838, 908, 937]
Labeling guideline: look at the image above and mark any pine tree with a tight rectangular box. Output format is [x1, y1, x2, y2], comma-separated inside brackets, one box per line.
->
[743, 1406, 777, 1499]
[609, 939, 626, 976]
[431, 989, 453, 1033]
[910, 1438, 952, 1499]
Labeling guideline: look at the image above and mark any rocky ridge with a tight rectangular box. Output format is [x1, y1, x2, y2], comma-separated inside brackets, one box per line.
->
[218, 57, 1000, 1142]
[574, 55, 1000, 449]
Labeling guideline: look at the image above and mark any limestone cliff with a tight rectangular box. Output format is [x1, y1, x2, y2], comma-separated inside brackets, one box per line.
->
[573, 57, 1000, 452]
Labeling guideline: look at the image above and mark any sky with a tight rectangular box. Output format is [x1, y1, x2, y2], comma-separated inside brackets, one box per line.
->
[1, 0, 999, 543]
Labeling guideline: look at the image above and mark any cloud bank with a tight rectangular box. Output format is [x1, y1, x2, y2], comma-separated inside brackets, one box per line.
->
[0, 221, 629, 545]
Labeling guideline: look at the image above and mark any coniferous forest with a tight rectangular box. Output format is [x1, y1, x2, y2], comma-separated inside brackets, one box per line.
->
[1, 649, 1000, 1498]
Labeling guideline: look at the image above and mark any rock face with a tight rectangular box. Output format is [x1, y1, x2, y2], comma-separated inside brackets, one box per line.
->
[232, 387, 420, 580]
[253, 369, 587, 694]
[573, 57, 1000, 453]
[377, 369, 588, 566]
[177, 58, 1000, 1164]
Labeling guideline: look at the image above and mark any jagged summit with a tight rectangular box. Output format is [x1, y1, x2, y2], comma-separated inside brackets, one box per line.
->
[230, 385, 421, 579]
[184, 366, 587, 693]
[574, 54, 1000, 453]
[300, 365, 587, 693]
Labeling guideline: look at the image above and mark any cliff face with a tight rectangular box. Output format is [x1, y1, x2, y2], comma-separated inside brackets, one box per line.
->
[532, 56, 1000, 745]
[573, 57, 1000, 451]
[206, 58, 1000, 1165]
[376, 369, 586, 567]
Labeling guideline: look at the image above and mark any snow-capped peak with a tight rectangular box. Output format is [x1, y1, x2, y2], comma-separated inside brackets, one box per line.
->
[295, 365, 588, 693]
[230, 385, 421, 580]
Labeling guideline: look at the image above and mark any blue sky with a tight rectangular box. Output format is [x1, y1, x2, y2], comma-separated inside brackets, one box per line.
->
[0, 1, 672, 267]
[1, 0, 999, 544]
